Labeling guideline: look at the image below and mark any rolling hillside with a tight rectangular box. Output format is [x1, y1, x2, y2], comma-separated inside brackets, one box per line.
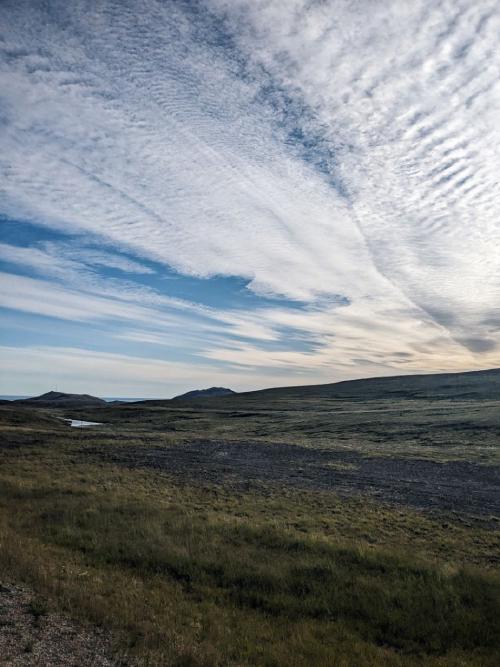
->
[135, 367, 500, 408]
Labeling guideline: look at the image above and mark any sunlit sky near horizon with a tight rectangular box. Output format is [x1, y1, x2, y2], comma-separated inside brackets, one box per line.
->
[1, 0, 500, 398]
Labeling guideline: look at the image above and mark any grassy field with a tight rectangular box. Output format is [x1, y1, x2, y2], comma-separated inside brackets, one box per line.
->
[0, 377, 499, 665]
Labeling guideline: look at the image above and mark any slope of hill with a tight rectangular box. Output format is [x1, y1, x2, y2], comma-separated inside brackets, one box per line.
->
[0, 406, 67, 428]
[14, 391, 106, 409]
[237, 367, 500, 402]
[132, 368, 500, 409]
[173, 387, 236, 400]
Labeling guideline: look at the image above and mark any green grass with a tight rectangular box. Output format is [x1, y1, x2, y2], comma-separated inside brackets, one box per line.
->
[35, 497, 500, 653]
[0, 406, 499, 665]
[2, 476, 499, 666]
[65, 394, 500, 464]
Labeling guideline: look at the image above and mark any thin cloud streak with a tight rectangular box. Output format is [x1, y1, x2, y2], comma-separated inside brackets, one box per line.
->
[1, 1, 499, 394]
[0, 345, 311, 397]
[2, 269, 496, 387]
[211, 0, 500, 348]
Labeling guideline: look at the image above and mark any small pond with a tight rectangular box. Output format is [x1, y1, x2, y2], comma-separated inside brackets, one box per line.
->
[65, 419, 103, 428]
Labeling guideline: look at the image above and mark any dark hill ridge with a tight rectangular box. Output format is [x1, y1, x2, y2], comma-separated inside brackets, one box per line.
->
[132, 367, 500, 408]
[236, 367, 500, 402]
[8, 368, 500, 411]
[15, 391, 106, 408]
[173, 387, 236, 400]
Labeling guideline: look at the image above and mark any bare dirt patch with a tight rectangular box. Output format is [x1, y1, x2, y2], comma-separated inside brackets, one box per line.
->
[85, 439, 500, 518]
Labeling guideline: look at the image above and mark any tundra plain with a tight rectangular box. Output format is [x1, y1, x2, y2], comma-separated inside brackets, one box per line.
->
[0, 370, 499, 666]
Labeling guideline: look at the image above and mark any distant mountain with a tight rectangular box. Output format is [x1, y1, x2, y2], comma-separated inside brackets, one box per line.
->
[128, 368, 500, 409]
[173, 387, 236, 400]
[235, 367, 500, 402]
[14, 391, 106, 408]
[29, 368, 496, 413]
[144, 368, 500, 406]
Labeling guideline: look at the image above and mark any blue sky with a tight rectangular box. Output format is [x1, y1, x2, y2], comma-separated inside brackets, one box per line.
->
[1, 0, 499, 397]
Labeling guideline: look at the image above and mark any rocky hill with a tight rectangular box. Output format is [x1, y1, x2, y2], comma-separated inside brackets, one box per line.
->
[173, 387, 236, 400]
[14, 391, 106, 409]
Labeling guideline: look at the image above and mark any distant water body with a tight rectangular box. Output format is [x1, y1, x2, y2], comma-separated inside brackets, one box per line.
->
[0, 395, 29, 401]
[65, 419, 102, 428]
[104, 397, 155, 402]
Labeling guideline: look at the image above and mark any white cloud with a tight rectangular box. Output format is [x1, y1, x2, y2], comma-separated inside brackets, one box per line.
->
[0, 271, 196, 328]
[44, 244, 155, 275]
[0, 345, 297, 397]
[0, 243, 213, 315]
[1, 0, 499, 391]
[0, 0, 389, 302]
[209, 0, 500, 347]
[1, 267, 497, 394]
[203, 298, 500, 375]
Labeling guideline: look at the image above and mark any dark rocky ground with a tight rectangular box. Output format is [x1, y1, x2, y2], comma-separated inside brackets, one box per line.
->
[85, 438, 500, 518]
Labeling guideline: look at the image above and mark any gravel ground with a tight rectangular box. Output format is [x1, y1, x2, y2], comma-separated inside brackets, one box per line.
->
[85, 439, 500, 518]
[0, 584, 124, 666]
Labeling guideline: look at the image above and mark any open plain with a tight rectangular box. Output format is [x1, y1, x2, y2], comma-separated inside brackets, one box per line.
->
[1, 371, 499, 665]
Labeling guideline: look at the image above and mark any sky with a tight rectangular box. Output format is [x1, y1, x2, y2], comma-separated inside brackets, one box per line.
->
[1, 0, 499, 398]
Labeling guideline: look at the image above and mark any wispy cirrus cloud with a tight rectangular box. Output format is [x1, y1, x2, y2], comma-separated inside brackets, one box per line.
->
[0, 0, 365, 301]
[0, 344, 293, 397]
[0, 242, 190, 308]
[210, 0, 500, 348]
[45, 244, 155, 275]
[0, 0, 499, 395]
